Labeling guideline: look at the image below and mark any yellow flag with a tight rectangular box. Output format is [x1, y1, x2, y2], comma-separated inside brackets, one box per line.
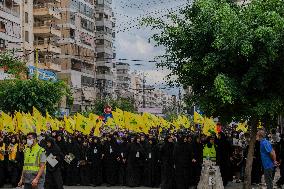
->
[203, 117, 216, 136]
[236, 121, 248, 132]
[112, 108, 125, 128]
[46, 112, 58, 131]
[33, 107, 46, 134]
[20, 113, 34, 134]
[194, 112, 204, 124]
[64, 116, 73, 134]
[94, 119, 103, 137]
[2, 112, 14, 133]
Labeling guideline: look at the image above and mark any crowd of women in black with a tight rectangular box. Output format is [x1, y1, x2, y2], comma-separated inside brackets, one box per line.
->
[0, 127, 284, 189]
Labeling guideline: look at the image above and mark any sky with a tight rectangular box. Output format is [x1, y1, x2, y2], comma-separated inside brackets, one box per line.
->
[112, 0, 189, 95]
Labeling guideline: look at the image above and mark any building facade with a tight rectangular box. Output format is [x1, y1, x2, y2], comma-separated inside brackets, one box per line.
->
[95, 0, 116, 98]
[115, 62, 131, 98]
[57, 0, 97, 112]
[0, 0, 21, 55]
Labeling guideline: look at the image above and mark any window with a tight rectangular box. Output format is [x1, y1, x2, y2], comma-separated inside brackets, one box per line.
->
[0, 21, 5, 33]
[25, 31, 29, 42]
[0, 39, 5, 49]
[96, 26, 104, 31]
[70, 29, 75, 39]
[70, 12, 75, 24]
[97, 0, 104, 5]
[25, 12, 28, 23]
[81, 75, 95, 86]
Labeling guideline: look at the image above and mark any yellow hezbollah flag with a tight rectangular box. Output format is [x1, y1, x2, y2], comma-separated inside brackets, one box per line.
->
[21, 113, 34, 134]
[94, 119, 103, 137]
[236, 121, 248, 132]
[46, 112, 59, 131]
[194, 112, 204, 124]
[2, 112, 14, 133]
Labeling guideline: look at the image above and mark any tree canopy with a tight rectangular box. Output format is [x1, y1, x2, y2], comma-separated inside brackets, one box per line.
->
[144, 0, 284, 123]
[88, 97, 137, 116]
[0, 78, 72, 115]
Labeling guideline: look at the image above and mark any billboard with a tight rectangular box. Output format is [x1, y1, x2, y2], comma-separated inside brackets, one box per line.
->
[28, 66, 57, 82]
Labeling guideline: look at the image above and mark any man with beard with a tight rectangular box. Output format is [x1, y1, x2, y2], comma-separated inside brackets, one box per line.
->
[44, 137, 64, 189]
[173, 135, 193, 189]
[102, 134, 120, 186]
[160, 135, 175, 189]
[88, 137, 103, 186]
[126, 136, 146, 187]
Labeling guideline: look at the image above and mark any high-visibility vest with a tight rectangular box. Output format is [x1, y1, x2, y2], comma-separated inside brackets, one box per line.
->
[8, 144, 18, 161]
[0, 144, 5, 161]
[203, 144, 216, 161]
[23, 144, 45, 173]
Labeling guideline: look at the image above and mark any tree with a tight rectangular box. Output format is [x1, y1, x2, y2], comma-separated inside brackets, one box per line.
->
[0, 78, 72, 115]
[144, 0, 284, 188]
[89, 97, 137, 116]
[0, 52, 28, 78]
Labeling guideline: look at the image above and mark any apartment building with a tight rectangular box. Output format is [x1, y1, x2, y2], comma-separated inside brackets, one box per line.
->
[95, 0, 116, 98]
[115, 62, 130, 97]
[57, 0, 97, 112]
[130, 72, 173, 109]
[0, 0, 21, 55]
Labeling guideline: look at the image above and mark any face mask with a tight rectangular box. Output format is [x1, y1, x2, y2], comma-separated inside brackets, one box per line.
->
[27, 139, 34, 147]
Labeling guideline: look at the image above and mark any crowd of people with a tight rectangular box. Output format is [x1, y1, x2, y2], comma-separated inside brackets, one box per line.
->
[0, 125, 283, 189]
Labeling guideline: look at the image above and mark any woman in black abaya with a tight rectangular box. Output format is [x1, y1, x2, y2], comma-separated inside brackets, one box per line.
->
[160, 135, 175, 189]
[173, 135, 193, 189]
[126, 136, 146, 187]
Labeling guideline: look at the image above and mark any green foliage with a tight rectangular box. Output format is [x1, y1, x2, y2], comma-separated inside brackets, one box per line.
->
[144, 0, 284, 123]
[87, 97, 137, 116]
[0, 52, 28, 78]
[0, 78, 72, 115]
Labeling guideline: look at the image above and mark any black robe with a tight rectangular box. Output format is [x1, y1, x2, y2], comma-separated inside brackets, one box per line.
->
[192, 141, 203, 186]
[216, 133, 233, 186]
[44, 138, 64, 189]
[79, 144, 90, 186]
[88, 141, 103, 186]
[102, 139, 119, 186]
[143, 141, 160, 187]
[126, 142, 146, 187]
[173, 141, 193, 189]
[160, 141, 175, 189]
[117, 140, 128, 186]
[65, 140, 81, 185]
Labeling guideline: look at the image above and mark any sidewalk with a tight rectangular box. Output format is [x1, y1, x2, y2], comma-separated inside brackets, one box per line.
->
[225, 169, 282, 189]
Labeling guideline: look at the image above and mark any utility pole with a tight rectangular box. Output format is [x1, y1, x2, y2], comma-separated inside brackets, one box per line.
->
[142, 72, 146, 108]
[35, 48, 39, 79]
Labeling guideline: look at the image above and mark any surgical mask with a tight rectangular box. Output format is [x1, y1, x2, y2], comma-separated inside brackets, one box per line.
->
[27, 139, 34, 147]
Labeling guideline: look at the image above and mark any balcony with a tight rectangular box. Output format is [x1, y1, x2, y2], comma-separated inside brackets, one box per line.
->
[33, 4, 61, 20]
[38, 58, 61, 72]
[33, 23, 61, 38]
[96, 73, 113, 81]
[34, 40, 61, 54]
[45, 62, 61, 72]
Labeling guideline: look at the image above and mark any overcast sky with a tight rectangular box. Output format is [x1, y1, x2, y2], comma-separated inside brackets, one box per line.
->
[112, 0, 188, 94]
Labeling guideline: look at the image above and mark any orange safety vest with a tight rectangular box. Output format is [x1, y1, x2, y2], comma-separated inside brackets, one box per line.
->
[0, 144, 5, 161]
[8, 144, 18, 161]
